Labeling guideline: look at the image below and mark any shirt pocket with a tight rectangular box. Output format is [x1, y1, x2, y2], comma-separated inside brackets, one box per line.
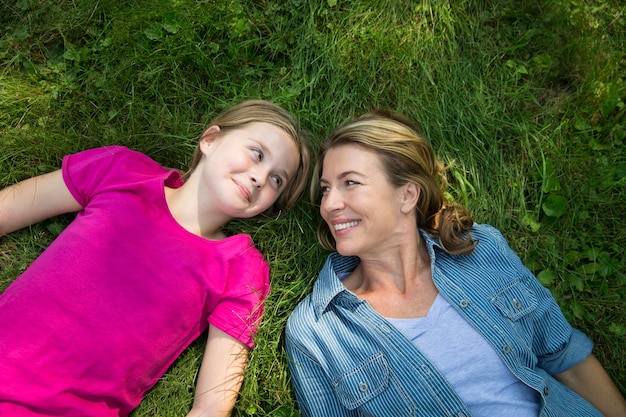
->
[489, 278, 538, 321]
[332, 352, 389, 410]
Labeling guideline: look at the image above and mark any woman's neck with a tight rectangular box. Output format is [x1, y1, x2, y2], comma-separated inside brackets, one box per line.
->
[342, 234, 438, 318]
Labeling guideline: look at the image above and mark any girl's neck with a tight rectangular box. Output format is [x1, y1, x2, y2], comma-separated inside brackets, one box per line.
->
[164, 183, 229, 239]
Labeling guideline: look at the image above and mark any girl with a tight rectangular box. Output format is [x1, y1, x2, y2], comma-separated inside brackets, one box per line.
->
[0, 100, 311, 417]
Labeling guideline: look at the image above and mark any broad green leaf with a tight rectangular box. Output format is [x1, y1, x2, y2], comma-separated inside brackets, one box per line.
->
[564, 250, 582, 266]
[579, 262, 599, 275]
[144, 24, 163, 40]
[566, 274, 584, 291]
[570, 299, 586, 319]
[542, 194, 568, 217]
[599, 257, 619, 277]
[522, 213, 541, 232]
[537, 269, 556, 286]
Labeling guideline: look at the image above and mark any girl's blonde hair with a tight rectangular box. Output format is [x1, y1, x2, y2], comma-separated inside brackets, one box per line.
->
[187, 100, 311, 215]
[312, 110, 475, 255]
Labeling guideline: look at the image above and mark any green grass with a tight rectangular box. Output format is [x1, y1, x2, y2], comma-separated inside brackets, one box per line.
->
[1, 0, 625, 415]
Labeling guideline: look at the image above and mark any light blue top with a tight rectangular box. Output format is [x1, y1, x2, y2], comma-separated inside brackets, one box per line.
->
[285, 224, 600, 417]
[387, 294, 539, 416]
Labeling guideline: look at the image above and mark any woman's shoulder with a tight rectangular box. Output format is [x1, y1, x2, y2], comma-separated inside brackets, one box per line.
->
[469, 222, 504, 238]
[286, 253, 355, 333]
[286, 293, 317, 336]
[467, 223, 513, 253]
[454, 223, 531, 278]
[431, 223, 520, 271]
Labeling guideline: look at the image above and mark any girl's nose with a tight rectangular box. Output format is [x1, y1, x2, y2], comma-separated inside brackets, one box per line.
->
[250, 169, 267, 189]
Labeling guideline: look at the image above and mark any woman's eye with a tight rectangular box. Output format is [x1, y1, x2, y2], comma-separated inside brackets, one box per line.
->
[320, 185, 330, 195]
[346, 180, 358, 186]
[252, 149, 263, 161]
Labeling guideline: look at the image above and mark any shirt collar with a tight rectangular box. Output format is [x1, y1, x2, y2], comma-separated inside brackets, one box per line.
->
[312, 229, 443, 319]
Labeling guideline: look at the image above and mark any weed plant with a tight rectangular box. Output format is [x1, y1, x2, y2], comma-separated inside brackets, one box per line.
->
[1, 0, 624, 415]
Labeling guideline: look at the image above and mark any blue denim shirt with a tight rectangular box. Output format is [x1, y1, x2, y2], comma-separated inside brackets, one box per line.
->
[285, 224, 600, 417]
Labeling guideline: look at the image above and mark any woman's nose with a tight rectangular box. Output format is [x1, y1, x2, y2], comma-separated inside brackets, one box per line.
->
[321, 188, 344, 212]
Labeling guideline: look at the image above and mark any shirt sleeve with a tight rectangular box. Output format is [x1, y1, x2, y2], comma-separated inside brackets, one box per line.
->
[481, 224, 594, 375]
[62, 146, 125, 206]
[62, 146, 174, 206]
[207, 244, 271, 349]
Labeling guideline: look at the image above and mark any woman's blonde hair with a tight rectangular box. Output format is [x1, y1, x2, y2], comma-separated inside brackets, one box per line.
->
[312, 110, 475, 255]
[187, 100, 311, 216]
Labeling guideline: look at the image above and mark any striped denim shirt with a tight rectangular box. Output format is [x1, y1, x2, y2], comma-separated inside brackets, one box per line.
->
[285, 224, 601, 417]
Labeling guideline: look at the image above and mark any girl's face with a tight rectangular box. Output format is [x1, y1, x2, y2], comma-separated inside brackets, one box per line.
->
[319, 144, 415, 258]
[199, 122, 299, 218]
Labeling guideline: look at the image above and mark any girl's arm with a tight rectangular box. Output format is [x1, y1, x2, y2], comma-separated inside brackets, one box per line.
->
[554, 354, 626, 417]
[0, 170, 82, 236]
[186, 324, 250, 417]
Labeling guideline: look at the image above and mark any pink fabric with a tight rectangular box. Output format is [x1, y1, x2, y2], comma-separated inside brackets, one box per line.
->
[0, 146, 270, 416]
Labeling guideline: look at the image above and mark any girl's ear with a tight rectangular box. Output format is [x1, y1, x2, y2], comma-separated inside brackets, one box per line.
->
[400, 182, 421, 214]
[199, 125, 221, 154]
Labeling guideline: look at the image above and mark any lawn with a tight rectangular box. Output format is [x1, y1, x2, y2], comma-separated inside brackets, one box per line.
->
[1, 0, 624, 416]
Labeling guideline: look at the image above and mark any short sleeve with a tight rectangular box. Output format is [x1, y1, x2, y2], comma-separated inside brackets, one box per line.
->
[207, 243, 271, 348]
[62, 146, 181, 206]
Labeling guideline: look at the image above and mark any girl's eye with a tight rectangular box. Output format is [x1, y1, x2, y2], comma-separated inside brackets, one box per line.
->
[271, 175, 283, 188]
[252, 149, 263, 161]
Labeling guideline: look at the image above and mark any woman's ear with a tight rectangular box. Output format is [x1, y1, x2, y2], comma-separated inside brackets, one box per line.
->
[400, 182, 421, 214]
[199, 125, 221, 154]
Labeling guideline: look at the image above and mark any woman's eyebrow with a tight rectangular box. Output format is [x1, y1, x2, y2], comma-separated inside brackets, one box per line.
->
[320, 171, 364, 183]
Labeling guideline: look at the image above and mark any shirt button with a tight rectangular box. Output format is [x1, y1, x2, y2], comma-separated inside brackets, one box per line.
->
[502, 344, 512, 354]
[459, 299, 469, 308]
[543, 386, 549, 396]
[513, 299, 523, 309]
[380, 324, 391, 333]
[457, 413, 468, 417]
[421, 364, 432, 375]
[359, 382, 368, 392]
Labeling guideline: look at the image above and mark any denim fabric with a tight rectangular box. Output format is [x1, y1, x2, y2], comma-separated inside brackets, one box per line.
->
[285, 224, 601, 417]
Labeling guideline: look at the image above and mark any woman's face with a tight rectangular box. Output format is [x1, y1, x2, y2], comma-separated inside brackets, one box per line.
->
[319, 144, 413, 258]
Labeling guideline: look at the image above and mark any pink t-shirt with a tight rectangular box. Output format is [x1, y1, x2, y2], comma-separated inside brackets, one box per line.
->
[0, 146, 270, 416]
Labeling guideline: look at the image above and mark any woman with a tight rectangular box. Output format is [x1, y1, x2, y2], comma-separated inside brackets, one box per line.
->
[285, 110, 626, 417]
